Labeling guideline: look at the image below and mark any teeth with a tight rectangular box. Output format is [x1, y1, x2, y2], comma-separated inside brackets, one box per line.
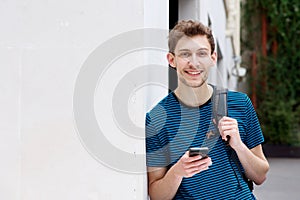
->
[188, 71, 200, 75]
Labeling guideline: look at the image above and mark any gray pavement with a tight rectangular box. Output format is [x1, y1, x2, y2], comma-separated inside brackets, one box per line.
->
[253, 158, 300, 200]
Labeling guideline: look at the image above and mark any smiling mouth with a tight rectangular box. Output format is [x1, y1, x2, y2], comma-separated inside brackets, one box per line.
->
[186, 71, 202, 75]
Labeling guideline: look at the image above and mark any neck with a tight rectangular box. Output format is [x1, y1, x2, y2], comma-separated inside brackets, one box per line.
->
[174, 83, 213, 107]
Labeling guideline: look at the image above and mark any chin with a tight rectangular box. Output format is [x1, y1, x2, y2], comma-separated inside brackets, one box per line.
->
[179, 76, 207, 88]
[186, 82, 205, 88]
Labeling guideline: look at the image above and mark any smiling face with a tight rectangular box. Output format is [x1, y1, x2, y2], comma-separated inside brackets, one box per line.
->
[167, 35, 217, 88]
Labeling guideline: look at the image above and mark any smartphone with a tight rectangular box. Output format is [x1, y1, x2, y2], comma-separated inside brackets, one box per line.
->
[189, 147, 209, 158]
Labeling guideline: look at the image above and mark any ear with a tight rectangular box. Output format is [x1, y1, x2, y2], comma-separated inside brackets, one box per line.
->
[167, 53, 176, 68]
[211, 51, 218, 65]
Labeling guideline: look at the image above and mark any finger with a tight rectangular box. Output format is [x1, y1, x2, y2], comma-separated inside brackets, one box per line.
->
[222, 135, 231, 142]
[221, 116, 234, 121]
[221, 133, 230, 141]
[219, 120, 238, 132]
[185, 163, 209, 176]
[223, 127, 238, 135]
[219, 116, 231, 124]
[219, 124, 235, 131]
[222, 127, 240, 141]
[218, 120, 235, 131]
[190, 157, 212, 167]
[190, 165, 209, 174]
[219, 120, 237, 127]
[188, 155, 203, 162]
[193, 161, 211, 172]
[183, 152, 202, 163]
[220, 128, 231, 139]
[220, 116, 237, 124]
[182, 151, 192, 161]
[185, 158, 212, 176]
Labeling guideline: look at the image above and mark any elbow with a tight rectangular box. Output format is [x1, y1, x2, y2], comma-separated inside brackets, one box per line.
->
[254, 162, 270, 185]
[148, 184, 162, 200]
[253, 174, 267, 185]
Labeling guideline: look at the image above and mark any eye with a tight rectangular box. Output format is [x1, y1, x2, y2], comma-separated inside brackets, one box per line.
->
[179, 52, 191, 58]
[197, 51, 208, 57]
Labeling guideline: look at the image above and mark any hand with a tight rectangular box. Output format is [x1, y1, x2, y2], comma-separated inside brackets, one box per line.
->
[173, 151, 212, 178]
[218, 116, 242, 149]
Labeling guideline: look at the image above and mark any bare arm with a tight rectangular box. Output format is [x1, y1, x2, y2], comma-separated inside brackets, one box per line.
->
[147, 166, 181, 200]
[219, 116, 269, 185]
[147, 151, 212, 200]
[234, 143, 269, 185]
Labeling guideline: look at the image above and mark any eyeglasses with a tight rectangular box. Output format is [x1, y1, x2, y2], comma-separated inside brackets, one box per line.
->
[172, 50, 211, 63]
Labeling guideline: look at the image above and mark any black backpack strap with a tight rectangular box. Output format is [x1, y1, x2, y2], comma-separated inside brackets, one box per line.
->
[212, 86, 254, 192]
[211, 85, 228, 143]
[212, 86, 228, 126]
[201, 86, 227, 149]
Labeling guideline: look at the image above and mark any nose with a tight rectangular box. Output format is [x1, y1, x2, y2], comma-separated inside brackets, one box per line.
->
[188, 54, 200, 67]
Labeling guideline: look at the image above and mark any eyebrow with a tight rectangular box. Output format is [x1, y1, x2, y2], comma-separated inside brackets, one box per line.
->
[178, 48, 209, 52]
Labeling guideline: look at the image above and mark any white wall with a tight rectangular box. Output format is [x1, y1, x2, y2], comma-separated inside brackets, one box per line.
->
[0, 0, 168, 199]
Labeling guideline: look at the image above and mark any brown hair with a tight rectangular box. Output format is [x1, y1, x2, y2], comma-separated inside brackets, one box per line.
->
[168, 20, 215, 54]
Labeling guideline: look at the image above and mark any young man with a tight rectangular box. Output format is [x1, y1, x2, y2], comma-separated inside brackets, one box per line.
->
[146, 20, 269, 199]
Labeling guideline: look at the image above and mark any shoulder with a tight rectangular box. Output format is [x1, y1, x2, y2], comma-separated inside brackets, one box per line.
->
[227, 90, 253, 107]
[146, 92, 177, 121]
[228, 90, 248, 101]
[212, 85, 249, 103]
[147, 92, 177, 112]
[226, 90, 255, 120]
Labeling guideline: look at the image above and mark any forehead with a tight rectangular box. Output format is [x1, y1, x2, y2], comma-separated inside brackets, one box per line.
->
[175, 35, 211, 52]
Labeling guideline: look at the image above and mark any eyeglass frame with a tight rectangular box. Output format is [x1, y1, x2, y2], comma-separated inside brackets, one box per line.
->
[169, 49, 213, 63]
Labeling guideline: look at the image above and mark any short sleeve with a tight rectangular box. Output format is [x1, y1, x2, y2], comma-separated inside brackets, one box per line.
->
[244, 95, 264, 149]
[145, 112, 170, 167]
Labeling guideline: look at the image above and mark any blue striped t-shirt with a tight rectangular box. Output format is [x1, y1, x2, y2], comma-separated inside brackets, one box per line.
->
[146, 89, 264, 199]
